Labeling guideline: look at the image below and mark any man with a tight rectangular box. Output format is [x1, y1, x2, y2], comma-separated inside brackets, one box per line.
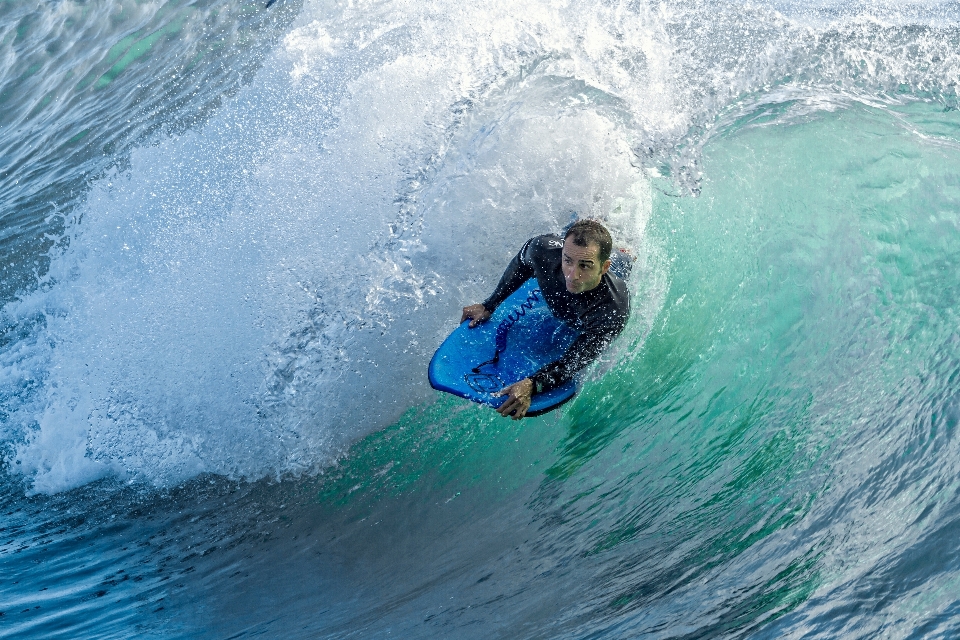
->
[460, 219, 630, 420]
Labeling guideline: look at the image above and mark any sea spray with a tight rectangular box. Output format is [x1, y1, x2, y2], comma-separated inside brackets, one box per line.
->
[3, 0, 655, 493]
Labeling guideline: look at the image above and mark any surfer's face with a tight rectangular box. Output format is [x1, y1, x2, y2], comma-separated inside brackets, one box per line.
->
[561, 237, 611, 293]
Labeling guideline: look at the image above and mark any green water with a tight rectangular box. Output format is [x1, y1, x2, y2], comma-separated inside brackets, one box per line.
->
[287, 100, 960, 637]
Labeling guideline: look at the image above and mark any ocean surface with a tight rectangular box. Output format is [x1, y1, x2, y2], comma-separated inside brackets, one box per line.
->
[3, 0, 960, 637]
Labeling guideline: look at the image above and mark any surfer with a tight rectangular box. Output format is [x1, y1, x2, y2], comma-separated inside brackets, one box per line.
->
[460, 220, 630, 419]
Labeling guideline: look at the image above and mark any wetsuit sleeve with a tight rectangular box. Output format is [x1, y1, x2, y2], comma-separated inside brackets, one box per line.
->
[481, 239, 535, 313]
[529, 318, 626, 393]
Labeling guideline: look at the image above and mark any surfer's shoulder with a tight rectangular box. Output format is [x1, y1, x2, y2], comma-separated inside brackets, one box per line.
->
[527, 234, 564, 255]
[518, 234, 562, 265]
[602, 272, 630, 314]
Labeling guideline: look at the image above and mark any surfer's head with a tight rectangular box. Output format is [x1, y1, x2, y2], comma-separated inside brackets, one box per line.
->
[562, 220, 612, 293]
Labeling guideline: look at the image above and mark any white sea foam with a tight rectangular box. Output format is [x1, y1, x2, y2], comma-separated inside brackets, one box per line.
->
[3, 0, 659, 493]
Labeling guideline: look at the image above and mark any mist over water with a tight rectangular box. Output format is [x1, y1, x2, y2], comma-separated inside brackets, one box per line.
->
[2, 0, 960, 637]
[4, 0, 659, 493]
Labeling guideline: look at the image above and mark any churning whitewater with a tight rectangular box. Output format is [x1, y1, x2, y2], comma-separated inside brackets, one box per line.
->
[3, 0, 960, 637]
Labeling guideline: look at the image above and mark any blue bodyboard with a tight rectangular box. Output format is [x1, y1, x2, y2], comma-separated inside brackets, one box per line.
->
[429, 279, 580, 416]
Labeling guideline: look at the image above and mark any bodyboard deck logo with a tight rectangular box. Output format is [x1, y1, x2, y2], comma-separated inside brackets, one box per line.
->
[464, 372, 504, 394]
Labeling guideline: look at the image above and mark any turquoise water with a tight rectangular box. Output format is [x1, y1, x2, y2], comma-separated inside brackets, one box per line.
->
[4, 0, 960, 637]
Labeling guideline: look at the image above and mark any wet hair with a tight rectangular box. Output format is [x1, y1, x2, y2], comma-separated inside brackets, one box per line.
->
[564, 219, 613, 263]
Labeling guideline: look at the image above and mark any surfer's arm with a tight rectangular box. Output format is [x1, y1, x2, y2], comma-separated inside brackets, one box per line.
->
[530, 320, 624, 393]
[481, 238, 536, 313]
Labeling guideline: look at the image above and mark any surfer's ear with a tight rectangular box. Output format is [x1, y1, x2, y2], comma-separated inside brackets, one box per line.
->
[600, 259, 611, 275]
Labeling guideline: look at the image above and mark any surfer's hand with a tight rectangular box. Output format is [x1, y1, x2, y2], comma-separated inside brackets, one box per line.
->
[461, 304, 491, 328]
[494, 378, 534, 420]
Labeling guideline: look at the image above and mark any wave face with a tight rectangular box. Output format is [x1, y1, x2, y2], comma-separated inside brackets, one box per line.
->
[3, 0, 960, 637]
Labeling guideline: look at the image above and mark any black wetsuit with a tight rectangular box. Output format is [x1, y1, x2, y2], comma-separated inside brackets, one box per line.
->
[482, 234, 630, 394]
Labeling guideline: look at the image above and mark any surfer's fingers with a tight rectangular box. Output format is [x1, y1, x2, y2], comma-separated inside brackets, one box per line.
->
[515, 395, 531, 419]
[496, 386, 530, 419]
[461, 304, 489, 328]
[497, 394, 520, 416]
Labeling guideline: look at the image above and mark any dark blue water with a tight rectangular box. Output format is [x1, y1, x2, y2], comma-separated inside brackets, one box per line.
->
[4, 0, 960, 637]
